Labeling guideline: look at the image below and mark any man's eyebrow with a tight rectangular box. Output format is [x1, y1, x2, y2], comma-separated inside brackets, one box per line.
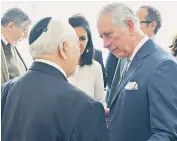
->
[105, 31, 112, 34]
[100, 34, 103, 38]
[79, 35, 86, 38]
[99, 30, 113, 38]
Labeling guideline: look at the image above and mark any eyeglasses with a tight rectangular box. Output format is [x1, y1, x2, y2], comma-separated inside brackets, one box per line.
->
[140, 21, 153, 24]
[16, 24, 29, 33]
[20, 27, 29, 32]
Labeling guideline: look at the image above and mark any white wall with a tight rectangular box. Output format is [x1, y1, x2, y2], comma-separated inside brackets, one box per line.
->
[2, 1, 177, 67]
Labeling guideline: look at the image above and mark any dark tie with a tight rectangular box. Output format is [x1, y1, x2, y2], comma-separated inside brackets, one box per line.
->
[118, 58, 131, 84]
[6, 43, 11, 48]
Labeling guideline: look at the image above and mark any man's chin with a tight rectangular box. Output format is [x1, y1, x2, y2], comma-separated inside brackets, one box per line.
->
[113, 54, 127, 59]
[112, 52, 122, 59]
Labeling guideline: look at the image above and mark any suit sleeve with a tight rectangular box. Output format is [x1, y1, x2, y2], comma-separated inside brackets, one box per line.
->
[1, 78, 18, 119]
[147, 60, 177, 141]
[1, 80, 11, 119]
[105, 53, 118, 90]
[94, 63, 106, 104]
[71, 101, 108, 141]
[105, 53, 119, 103]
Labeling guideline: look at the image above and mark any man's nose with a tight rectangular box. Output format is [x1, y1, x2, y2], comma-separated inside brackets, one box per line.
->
[103, 38, 111, 49]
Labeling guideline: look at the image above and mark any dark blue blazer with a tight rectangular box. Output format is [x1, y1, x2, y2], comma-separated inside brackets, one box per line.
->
[1, 62, 108, 141]
[108, 39, 177, 141]
[105, 52, 119, 102]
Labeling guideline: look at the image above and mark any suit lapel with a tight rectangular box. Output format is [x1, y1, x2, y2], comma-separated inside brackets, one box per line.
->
[14, 47, 27, 70]
[111, 39, 153, 106]
[107, 59, 121, 107]
[112, 55, 143, 102]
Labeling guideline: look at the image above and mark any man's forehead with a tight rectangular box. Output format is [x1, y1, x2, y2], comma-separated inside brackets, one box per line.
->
[98, 15, 114, 32]
[98, 14, 112, 25]
[136, 8, 148, 20]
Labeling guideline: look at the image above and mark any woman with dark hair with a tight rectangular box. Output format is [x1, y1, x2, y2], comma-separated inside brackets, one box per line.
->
[169, 34, 177, 59]
[68, 14, 105, 104]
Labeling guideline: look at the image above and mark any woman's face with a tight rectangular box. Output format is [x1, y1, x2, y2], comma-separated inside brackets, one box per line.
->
[74, 27, 88, 55]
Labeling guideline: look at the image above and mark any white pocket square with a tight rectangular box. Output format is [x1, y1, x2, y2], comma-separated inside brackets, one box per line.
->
[125, 82, 138, 90]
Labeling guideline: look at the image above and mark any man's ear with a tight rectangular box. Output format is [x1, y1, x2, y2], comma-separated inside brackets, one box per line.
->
[7, 22, 16, 31]
[126, 19, 135, 36]
[151, 21, 157, 31]
[58, 41, 68, 60]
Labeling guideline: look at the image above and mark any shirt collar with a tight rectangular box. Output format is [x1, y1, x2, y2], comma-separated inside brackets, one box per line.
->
[129, 35, 149, 62]
[35, 59, 67, 78]
[1, 34, 9, 45]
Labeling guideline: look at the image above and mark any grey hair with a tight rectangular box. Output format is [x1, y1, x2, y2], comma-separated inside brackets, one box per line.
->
[140, 5, 162, 34]
[99, 3, 140, 28]
[29, 34, 77, 57]
[29, 19, 78, 57]
[1, 8, 31, 27]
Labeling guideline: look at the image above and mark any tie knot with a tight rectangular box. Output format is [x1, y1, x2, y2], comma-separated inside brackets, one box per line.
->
[122, 58, 131, 74]
[7, 43, 11, 48]
[121, 58, 130, 67]
[125, 58, 131, 64]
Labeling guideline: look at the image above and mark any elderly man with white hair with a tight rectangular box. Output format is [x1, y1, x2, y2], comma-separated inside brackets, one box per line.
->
[1, 8, 31, 84]
[1, 17, 108, 141]
[97, 3, 177, 141]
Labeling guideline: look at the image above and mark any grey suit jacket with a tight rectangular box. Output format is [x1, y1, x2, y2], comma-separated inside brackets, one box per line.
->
[1, 42, 27, 85]
[108, 39, 177, 141]
[1, 44, 10, 84]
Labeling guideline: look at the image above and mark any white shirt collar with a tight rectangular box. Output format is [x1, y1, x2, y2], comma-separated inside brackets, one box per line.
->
[129, 35, 149, 62]
[35, 59, 67, 78]
[1, 34, 9, 45]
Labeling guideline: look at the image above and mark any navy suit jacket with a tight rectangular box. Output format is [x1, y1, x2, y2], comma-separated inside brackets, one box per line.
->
[108, 39, 177, 141]
[105, 52, 119, 102]
[1, 62, 108, 141]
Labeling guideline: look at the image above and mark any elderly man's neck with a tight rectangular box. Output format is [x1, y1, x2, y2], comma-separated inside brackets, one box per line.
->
[33, 55, 64, 69]
[150, 35, 155, 40]
[132, 30, 145, 49]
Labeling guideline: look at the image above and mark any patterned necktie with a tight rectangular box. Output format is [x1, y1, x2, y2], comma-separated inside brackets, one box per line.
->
[7, 43, 11, 48]
[114, 58, 130, 96]
[119, 58, 131, 84]
[107, 58, 131, 107]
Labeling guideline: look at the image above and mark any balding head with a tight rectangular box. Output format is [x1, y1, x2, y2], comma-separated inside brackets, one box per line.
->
[136, 6, 162, 37]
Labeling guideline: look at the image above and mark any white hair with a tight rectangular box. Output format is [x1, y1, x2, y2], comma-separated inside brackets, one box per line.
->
[29, 19, 78, 57]
[98, 3, 140, 28]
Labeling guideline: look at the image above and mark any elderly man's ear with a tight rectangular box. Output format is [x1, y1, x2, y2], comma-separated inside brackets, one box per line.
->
[58, 41, 68, 60]
[126, 19, 135, 36]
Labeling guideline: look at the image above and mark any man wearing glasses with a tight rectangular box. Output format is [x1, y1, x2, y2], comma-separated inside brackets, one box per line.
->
[1, 8, 31, 84]
[136, 5, 162, 39]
